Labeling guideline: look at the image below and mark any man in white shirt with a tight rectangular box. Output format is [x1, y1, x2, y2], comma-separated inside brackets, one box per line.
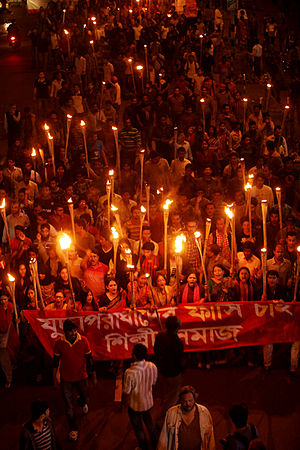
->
[103, 58, 114, 83]
[123, 344, 158, 450]
[267, 243, 291, 287]
[237, 241, 261, 279]
[251, 41, 263, 77]
[157, 385, 215, 450]
[4, 201, 30, 242]
[175, 132, 193, 161]
[170, 147, 191, 186]
[250, 174, 274, 218]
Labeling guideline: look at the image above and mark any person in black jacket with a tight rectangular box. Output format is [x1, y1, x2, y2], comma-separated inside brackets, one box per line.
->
[20, 400, 60, 450]
[154, 316, 184, 424]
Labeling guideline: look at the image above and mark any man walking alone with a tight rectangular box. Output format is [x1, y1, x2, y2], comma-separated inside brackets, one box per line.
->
[123, 343, 158, 450]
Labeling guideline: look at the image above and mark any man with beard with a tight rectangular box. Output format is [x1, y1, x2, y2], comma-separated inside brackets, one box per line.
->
[157, 385, 215, 450]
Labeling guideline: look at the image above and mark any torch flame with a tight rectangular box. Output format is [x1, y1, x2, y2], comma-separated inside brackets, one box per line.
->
[67, 114, 72, 119]
[297, 246, 300, 253]
[90, 40, 94, 44]
[59, 233, 72, 250]
[80, 120, 86, 127]
[243, 97, 248, 102]
[124, 248, 131, 255]
[276, 187, 281, 192]
[163, 199, 173, 210]
[141, 206, 146, 214]
[67, 198, 73, 204]
[111, 204, 118, 212]
[112, 126, 118, 131]
[136, 65, 144, 71]
[285, 105, 290, 110]
[127, 264, 134, 269]
[200, 98, 205, 103]
[48, 133, 53, 140]
[261, 248, 267, 253]
[44, 123, 49, 131]
[109, 169, 114, 177]
[175, 234, 186, 254]
[31, 148, 37, 157]
[267, 83, 272, 88]
[8, 273, 15, 282]
[225, 205, 234, 220]
[64, 29, 69, 35]
[194, 231, 201, 239]
[111, 227, 119, 240]
[245, 183, 251, 191]
[0, 198, 5, 209]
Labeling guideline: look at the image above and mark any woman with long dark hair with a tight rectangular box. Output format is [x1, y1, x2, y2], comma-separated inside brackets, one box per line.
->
[98, 277, 126, 311]
[233, 267, 257, 301]
[179, 272, 204, 304]
[81, 290, 99, 311]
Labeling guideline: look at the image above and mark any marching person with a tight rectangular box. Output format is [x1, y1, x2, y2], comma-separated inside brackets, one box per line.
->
[157, 385, 215, 450]
[122, 343, 158, 450]
[52, 319, 97, 441]
[20, 400, 60, 450]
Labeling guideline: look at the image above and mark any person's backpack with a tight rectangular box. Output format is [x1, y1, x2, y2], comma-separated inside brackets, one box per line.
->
[220, 423, 258, 449]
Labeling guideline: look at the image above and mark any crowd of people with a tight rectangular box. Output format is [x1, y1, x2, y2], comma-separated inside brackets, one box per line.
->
[0, 0, 300, 447]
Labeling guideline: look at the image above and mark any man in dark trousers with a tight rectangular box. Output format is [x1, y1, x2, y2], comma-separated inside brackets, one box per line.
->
[53, 319, 97, 441]
[123, 343, 158, 450]
[154, 315, 184, 422]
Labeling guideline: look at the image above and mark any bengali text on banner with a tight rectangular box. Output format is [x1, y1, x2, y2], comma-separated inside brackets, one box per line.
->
[23, 302, 300, 361]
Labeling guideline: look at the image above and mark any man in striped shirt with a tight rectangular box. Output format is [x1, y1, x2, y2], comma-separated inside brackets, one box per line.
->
[20, 400, 60, 449]
[119, 118, 142, 167]
[123, 343, 158, 450]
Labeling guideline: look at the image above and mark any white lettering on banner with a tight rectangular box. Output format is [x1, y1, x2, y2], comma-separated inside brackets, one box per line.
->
[223, 303, 243, 318]
[84, 314, 101, 329]
[254, 303, 293, 318]
[100, 308, 176, 331]
[179, 325, 243, 345]
[184, 305, 222, 321]
[37, 316, 85, 338]
[105, 324, 243, 352]
[105, 328, 156, 353]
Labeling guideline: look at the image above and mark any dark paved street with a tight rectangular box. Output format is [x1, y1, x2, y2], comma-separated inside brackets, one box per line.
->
[1, 357, 300, 450]
[0, 4, 299, 450]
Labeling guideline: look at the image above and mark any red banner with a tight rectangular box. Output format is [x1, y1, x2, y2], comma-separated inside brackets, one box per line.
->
[23, 302, 300, 361]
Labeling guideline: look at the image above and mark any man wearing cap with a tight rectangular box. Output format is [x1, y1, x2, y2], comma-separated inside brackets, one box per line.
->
[53, 319, 96, 441]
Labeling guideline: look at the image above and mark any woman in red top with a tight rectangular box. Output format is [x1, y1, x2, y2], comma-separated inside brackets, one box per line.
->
[180, 272, 204, 304]
[233, 267, 257, 301]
